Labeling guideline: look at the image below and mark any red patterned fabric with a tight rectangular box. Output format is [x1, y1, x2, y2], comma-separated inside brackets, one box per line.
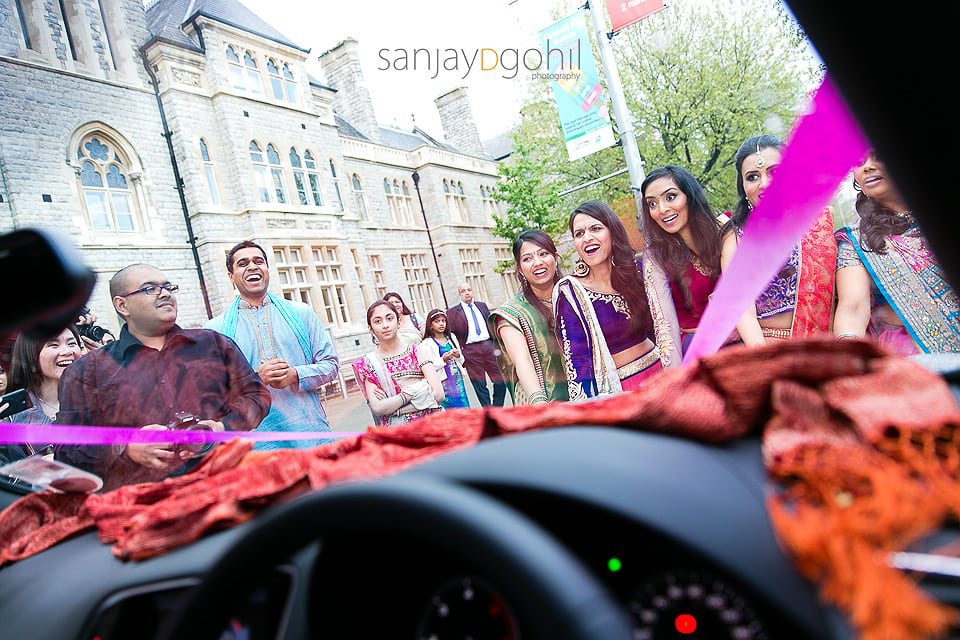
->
[2, 339, 960, 639]
[791, 208, 838, 337]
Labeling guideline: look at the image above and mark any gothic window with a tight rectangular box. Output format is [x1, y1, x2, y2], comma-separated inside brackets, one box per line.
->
[243, 50, 262, 94]
[199, 139, 221, 205]
[267, 59, 284, 100]
[304, 151, 323, 206]
[329, 159, 345, 212]
[289, 148, 309, 205]
[77, 135, 138, 232]
[350, 173, 368, 219]
[226, 46, 244, 90]
[266, 144, 287, 204]
[250, 141, 271, 203]
[282, 64, 298, 102]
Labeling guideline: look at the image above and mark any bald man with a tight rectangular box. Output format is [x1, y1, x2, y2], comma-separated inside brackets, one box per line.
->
[56, 264, 271, 491]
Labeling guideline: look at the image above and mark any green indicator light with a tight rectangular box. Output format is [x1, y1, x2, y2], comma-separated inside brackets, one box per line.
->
[607, 557, 622, 573]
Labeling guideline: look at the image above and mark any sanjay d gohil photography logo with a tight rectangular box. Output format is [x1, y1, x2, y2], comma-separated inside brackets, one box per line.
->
[377, 39, 584, 80]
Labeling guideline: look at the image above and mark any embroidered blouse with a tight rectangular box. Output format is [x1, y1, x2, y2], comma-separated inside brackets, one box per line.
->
[737, 227, 800, 318]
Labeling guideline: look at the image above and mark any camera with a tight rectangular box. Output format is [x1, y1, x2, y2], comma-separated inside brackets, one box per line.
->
[76, 322, 111, 343]
[76, 307, 114, 344]
[167, 412, 212, 456]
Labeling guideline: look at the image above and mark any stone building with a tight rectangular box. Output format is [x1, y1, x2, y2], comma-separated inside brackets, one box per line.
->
[0, 0, 516, 389]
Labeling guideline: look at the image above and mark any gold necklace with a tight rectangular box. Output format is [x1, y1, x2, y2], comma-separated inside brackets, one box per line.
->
[691, 256, 712, 276]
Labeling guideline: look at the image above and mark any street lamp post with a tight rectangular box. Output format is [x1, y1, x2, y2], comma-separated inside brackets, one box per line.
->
[411, 171, 449, 308]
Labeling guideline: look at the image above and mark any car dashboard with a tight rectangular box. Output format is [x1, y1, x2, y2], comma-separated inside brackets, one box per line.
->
[0, 426, 868, 640]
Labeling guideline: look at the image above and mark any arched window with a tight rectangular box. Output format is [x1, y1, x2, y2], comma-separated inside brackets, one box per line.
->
[444, 177, 470, 222]
[350, 173, 367, 219]
[226, 45, 244, 90]
[249, 141, 271, 203]
[77, 134, 138, 231]
[266, 144, 287, 204]
[481, 183, 500, 220]
[243, 50, 262, 94]
[401, 180, 415, 225]
[267, 59, 284, 100]
[282, 63, 298, 102]
[303, 151, 323, 206]
[199, 138, 221, 205]
[328, 159, 345, 212]
[385, 178, 401, 224]
[289, 148, 309, 205]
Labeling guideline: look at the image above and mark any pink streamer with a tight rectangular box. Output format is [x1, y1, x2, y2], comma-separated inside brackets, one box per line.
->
[683, 76, 869, 363]
[0, 424, 363, 446]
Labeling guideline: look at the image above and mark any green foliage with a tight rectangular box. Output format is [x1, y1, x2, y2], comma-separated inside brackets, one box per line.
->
[490, 138, 565, 240]
[618, 0, 819, 210]
[499, 0, 820, 236]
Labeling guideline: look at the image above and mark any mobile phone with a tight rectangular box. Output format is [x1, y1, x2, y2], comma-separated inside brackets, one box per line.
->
[0, 388, 29, 420]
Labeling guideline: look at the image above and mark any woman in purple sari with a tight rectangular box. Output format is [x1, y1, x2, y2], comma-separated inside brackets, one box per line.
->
[554, 202, 681, 401]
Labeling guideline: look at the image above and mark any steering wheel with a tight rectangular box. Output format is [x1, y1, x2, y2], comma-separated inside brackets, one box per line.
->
[160, 475, 633, 640]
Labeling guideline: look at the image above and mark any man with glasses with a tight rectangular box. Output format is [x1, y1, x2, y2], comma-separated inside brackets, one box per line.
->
[55, 263, 271, 491]
[206, 241, 339, 448]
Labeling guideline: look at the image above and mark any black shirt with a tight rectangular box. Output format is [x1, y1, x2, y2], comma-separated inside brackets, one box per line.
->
[55, 324, 271, 489]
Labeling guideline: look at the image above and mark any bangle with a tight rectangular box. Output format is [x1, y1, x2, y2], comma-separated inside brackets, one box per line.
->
[836, 332, 861, 340]
[528, 390, 549, 404]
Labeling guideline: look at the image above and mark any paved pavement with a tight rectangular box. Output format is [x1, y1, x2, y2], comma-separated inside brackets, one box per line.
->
[322, 381, 513, 433]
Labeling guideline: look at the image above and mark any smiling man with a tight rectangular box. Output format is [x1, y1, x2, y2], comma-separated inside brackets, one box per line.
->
[55, 263, 271, 491]
[206, 241, 339, 448]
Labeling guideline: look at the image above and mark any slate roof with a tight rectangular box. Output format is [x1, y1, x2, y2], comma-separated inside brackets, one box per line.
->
[482, 132, 514, 161]
[146, 0, 307, 53]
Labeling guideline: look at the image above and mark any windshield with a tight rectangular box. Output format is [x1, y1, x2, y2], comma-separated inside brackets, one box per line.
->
[0, 0, 952, 497]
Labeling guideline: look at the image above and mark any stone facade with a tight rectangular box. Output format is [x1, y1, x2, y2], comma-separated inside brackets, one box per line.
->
[435, 87, 484, 157]
[0, 0, 511, 389]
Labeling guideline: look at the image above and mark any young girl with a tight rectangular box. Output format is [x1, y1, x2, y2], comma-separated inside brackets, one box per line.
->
[353, 301, 444, 427]
[418, 309, 471, 409]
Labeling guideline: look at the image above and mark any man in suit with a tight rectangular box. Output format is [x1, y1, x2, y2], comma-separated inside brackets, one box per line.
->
[446, 282, 507, 407]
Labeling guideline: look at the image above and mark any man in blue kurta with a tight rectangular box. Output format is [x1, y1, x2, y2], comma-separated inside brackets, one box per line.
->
[206, 241, 339, 449]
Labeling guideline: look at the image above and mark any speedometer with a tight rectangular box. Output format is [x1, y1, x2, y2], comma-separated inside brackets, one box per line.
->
[416, 575, 519, 640]
[628, 569, 768, 639]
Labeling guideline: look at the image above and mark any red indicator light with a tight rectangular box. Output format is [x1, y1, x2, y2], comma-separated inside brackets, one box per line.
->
[675, 613, 697, 634]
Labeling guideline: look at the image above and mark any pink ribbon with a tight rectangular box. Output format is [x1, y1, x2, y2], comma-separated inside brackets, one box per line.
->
[683, 76, 870, 363]
[0, 424, 364, 446]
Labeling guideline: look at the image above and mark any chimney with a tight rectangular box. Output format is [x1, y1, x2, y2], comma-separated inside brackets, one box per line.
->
[318, 39, 380, 142]
[434, 87, 484, 157]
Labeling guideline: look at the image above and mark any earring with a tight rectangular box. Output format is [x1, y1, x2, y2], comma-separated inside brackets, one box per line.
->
[573, 259, 590, 277]
[518, 274, 528, 286]
[745, 197, 753, 211]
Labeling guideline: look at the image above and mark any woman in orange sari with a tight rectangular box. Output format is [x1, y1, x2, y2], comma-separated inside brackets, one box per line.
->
[720, 135, 837, 344]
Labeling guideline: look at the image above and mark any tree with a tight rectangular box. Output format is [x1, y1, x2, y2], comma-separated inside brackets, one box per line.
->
[491, 137, 565, 240]
[618, 0, 819, 209]
[499, 0, 819, 235]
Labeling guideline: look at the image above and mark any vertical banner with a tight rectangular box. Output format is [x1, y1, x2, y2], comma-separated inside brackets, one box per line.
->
[605, 0, 666, 33]
[539, 11, 616, 161]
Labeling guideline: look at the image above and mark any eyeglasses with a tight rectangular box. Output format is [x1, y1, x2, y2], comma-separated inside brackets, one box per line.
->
[119, 283, 179, 298]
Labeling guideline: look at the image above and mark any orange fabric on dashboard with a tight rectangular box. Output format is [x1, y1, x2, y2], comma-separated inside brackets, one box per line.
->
[1, 339, 959, 639]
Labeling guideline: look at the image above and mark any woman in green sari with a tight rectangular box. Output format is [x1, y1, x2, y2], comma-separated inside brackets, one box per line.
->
[489, 230, 569, 405]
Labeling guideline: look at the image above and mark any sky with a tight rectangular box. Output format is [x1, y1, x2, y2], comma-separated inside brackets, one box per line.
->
[239, 0, 575, 144]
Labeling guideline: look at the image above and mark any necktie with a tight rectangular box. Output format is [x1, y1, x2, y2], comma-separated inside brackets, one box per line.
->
[468, 304, 482, 336]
